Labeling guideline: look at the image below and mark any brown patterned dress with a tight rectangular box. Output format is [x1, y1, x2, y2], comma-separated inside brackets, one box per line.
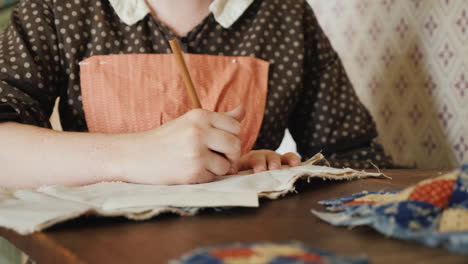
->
[0, 0, 394, 168]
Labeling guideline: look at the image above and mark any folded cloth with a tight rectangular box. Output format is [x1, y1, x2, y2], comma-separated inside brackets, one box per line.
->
[312, 165, 468, 254]
[0, 154, 386, 235]
[171, 241, 370, 264]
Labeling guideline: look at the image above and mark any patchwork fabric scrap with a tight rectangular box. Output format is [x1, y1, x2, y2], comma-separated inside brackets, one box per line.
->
[0, 155, 386, 235]
[171, 241, 370, 264]
[312, 165, 468, 254]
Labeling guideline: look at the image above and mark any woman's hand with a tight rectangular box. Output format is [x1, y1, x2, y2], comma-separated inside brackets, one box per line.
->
[239, 150, 301, 173]
[118, 106, 245, 185]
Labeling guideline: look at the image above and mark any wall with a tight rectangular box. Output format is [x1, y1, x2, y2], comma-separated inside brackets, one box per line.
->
[308, 0, 468, 168]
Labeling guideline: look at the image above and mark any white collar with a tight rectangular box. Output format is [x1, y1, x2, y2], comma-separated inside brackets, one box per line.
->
[108, 0, 255, 28]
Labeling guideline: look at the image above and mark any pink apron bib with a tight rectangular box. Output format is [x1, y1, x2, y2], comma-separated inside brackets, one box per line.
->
[79, 54, 269, 154]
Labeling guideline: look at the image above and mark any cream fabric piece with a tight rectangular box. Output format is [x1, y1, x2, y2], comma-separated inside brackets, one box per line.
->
[0, 156, 385, 235]
[109, 0, 254, 28]
[438, 208, 468, 232]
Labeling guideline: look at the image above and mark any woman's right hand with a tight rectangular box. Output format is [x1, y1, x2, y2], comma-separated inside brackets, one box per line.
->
[118, 106, 245, 185]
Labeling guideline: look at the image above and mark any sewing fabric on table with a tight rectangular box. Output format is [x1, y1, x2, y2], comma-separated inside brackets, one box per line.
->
[312, 165, 468, 254]
[171, 241, 370, 264]
[0, 155, 386, 235]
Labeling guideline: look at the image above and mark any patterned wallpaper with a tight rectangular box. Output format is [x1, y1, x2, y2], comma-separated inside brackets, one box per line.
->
[308, 0, 468, 169]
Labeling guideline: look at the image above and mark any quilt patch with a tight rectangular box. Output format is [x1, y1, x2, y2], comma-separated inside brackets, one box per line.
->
[312, 165, 468, 254]
[171, 242, 370, 264]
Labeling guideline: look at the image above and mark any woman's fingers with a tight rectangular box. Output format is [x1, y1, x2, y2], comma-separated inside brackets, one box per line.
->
[208, 111, 242, 136]
[186, 109, 241, 136]
[249, 153, 267, 173]
[239, 150, 300, 174]
[192, 169, 217, 184]
[266, 151, 281, 170]
[224, 105, 245, 122]
[204, 127, 241, 165]
[204, 150, 232, 176]
[281, 152, 302, 167]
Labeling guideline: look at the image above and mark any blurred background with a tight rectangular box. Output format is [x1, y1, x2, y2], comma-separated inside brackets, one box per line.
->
[0, 1, 15, 28]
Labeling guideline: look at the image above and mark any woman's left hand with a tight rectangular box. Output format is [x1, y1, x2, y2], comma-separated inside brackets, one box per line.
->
[238, 150, 301, 173]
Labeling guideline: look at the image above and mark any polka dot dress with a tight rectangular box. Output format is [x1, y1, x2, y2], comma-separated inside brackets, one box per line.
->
[0, 0, 394, 169]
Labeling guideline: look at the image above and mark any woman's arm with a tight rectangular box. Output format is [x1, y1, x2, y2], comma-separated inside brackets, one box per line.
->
[0, 122, 124, 188]
[0, 107, 244, 188]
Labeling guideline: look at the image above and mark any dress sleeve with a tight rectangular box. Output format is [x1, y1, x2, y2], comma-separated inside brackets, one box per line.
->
[288, 2, 394, 169]
[0, 0, 62, 128]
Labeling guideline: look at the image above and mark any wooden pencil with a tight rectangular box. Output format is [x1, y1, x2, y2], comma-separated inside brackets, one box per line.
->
[169, 39, 202, 109]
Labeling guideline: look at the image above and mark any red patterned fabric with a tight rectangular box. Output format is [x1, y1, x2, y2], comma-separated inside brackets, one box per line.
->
[408, 179, 456, 209]
[288, 253, 326, 263]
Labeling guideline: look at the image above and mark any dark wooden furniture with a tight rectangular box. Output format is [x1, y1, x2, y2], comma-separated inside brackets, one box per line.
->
[1, 170, 466, 263]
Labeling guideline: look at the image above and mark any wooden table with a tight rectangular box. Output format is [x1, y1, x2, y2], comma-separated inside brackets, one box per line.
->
[1, 170, 467, 263]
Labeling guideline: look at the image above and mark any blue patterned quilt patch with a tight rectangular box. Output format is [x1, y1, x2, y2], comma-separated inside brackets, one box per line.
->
[312, 165, 468, 254]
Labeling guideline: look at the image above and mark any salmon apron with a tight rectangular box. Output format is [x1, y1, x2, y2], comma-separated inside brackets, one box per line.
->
[79, 53, 269, 154]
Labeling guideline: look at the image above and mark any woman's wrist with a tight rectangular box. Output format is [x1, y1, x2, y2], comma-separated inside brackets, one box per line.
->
[96, 133, 131, 183]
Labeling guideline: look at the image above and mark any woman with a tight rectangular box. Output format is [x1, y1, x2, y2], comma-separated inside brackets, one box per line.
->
[0, 0, 393, 188]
